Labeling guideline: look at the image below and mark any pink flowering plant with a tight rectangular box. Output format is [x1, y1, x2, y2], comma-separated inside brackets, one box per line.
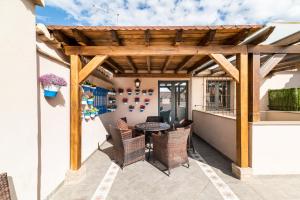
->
[39, 73, 67, 87]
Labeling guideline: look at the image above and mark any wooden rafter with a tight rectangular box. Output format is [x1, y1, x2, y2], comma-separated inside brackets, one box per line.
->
[188, 57, 212, 73]
[198, 30, 216, 46]
[271, 31, 300, 45]
[174, 29, 183, 46]
[105, 58, 124, 73]
[114, 73, 191, 78]
[210, 67, 223, 75]
[110, 30, 137, 72]
[144, 29, 150, 46]
[162, 56, 173, 73]
[72, 30, 94, 46]
[175, 30, 216, 72]
[248, 45, 300, 54]
[79, 55, 108, 83]
[260, 53, 286, 78]
[64, 45, 247, 56]
[146, 56, 151, 73]
[52, 30, 76, 46]
[225, 29, 250, 45]
[209, 54, 239, 82]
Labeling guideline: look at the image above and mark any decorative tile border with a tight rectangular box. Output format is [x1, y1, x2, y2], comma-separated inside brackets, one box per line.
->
[190, 152, 240, 200]
[90, 162, 119, 200]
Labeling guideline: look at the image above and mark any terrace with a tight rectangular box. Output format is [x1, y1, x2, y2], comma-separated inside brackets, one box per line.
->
[30, 25, 300, 200]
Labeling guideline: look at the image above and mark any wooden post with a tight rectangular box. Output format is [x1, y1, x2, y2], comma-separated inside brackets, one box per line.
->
[70, 55, 82, 170]
[248, 53, 260, 122]
[236, 53, 249, 168]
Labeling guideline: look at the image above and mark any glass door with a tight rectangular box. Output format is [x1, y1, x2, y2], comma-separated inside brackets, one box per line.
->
[158, 81, 188, 124]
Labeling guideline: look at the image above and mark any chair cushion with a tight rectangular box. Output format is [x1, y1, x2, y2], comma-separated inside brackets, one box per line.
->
[117, 119, 129, 131]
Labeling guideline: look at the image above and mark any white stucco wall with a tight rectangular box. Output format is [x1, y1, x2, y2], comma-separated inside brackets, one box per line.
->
[260, 69, 300, 111]
[192, 110, 236, 162]
[0, 0, 38, 199]
[111, 77, 191, 126]
[250, 122, 300, 175]
[37, 41, 113, 198]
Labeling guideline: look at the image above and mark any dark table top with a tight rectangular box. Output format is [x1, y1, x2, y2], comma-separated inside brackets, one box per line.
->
[135, 122, 170, 132]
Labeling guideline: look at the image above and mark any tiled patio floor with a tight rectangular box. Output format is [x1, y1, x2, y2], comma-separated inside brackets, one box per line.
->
[50, 136, 300, 200]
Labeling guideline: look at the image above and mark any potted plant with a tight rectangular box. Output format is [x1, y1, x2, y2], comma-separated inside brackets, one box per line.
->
[109, 96, 116, 104]
[122, 97, 128, 104]
[112, 105, 117, 112]
[140, 105, 145, 112]
[148, 89, 154, 96]
[142, 89, 147, 95]
[82, 80, 96, 92]
[127, 88, 132, 95]
[129, 105, 135, 112]
[82, 95, 88, 105]
[108, 88, 116, 95]
[118, 88, 124, 95]
[90, 107, 99, 119]
[134, 97, 140, 104]
[135, 88, 140, 95]
[83, 110, 91, 120]
[144, 98, 150, 105]
[39, 73, 67, 98]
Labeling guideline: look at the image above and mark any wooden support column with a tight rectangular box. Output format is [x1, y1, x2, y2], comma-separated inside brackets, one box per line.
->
[70, 55, 82, 170]
[248, 53, 260, 122]
[236, 52, 249, 168]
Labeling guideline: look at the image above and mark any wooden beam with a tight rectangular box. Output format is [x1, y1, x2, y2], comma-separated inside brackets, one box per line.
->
[209, 54, 239, 82]
[225, 29, 250, 45]
[210, 67, 223, 75]
[272, 31, 300, 45]
[260, 54, 286, 78]
[188, 56, 212, 74]
[174, 30, 216, 72]
[52, 30, 76, 46]
[236, 52, 249, 168]
[70, 55, 82, 170]
[72, 30, 94, 46]
[162, 56, 173, 73]
[105, 58, 124, 73]
[111, 30, 121, 45]
[146, 56, 151, 73]
[64, 45, 247, 56]
[78, 55, 108, 83]
[174, 29, 183, 46]
[248, 45, 300, 54]
[126, 56, 137, 73]
[248, 53, 261, 122]
[198, 30, 216, 46]
[144, 30, 150, 46]
[114, 73, 191, 78]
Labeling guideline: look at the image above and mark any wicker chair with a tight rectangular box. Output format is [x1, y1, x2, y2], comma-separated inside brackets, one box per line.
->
[110, 126, 145, 168]
[152, 128, 190, 175]
[116, 118, 141, 137]
[0, 173, 11, 200]
[178, 119, 194, 152]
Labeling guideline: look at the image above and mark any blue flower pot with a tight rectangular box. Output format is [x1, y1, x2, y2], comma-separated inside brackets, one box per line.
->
[44, 90, 58, 98]
[87, 99, 94, 105]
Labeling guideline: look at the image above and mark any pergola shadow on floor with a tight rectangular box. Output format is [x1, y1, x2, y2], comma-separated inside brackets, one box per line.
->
[50, 135, 300, 200]
[37, 24, 300, 178]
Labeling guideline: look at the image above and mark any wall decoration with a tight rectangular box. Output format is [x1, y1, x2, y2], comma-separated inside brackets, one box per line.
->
[140, 105, 145, 112]
[122, 97, 128, 104]
[148, 89, 154, 96]
[118, 88, 124, 95]
[107, 105, 117, 112]
[82, 80, 96, 92]
[94, 87, 109, 115]
[145, 98, 150, 105]
[134, 97, 140, 104]
[135, 88, 140, 95]
[142, 90, 147, 95]
[108, 96, 116, 104]
[127, 88, 132, 95]
[129, 105, 135, 112]
[108, 88, 116, 95]
[39, 73, 67, 98]
[135, 78, 141, 88]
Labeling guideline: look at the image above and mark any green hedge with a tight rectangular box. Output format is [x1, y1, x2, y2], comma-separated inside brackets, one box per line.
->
[268, 88, 300, 111]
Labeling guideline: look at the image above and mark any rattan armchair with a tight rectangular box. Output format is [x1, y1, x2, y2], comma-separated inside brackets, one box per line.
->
[110, 126, 145, 168]
[152, 128, 190, 175]
[0, 173, 11, 200]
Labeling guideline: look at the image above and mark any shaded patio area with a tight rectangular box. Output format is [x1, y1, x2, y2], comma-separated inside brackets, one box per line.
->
[50, 136, 300, 200]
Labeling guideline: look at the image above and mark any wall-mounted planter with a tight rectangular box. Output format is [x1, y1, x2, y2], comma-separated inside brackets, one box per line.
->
[142, 90, 147, 95]
[129, 105, 135, 112]
[140, 105, 145, 112]
[148, 89, 154, 96]
[43, 84, 60, 98]
[87, 98, 94, 105]
[145, 98, 150, 105]
[84, 111, 90, 120]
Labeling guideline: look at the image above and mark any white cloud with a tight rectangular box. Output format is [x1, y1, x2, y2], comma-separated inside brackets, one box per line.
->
[44, 0, 300, 25]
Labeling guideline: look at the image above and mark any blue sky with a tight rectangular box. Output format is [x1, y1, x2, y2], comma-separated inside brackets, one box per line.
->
[36, 0, 300, 26]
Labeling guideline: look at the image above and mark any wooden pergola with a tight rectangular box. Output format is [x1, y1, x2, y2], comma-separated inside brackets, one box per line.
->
[40, 25, 300, 173]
